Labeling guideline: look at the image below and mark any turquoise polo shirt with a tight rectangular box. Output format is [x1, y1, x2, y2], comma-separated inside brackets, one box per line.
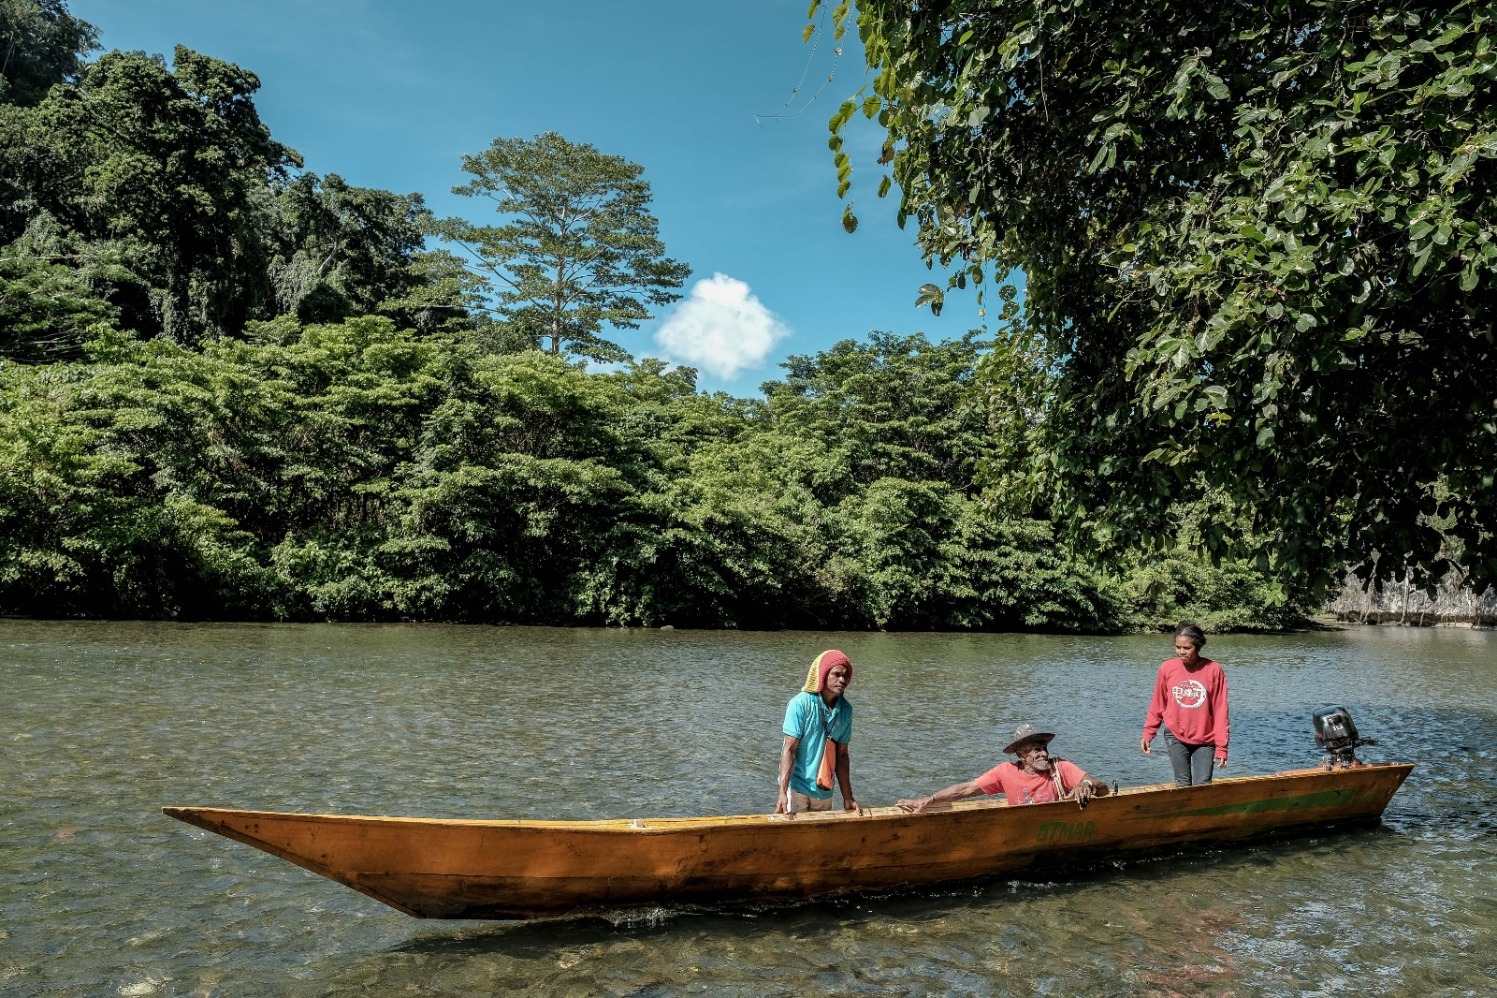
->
[782, 691, 854, 798]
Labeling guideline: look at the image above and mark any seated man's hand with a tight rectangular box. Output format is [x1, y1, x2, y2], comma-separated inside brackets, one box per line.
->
[895, 796, 929, 813]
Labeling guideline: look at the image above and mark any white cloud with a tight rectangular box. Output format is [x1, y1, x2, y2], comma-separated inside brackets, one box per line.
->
[653, 273, 791, 380]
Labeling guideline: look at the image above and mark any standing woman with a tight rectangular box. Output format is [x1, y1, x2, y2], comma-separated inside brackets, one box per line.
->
[1141, 624, 1229, 786]
[775, 650, 857, 814]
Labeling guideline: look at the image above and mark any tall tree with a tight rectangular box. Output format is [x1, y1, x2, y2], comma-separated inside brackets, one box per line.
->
[0, 0, 96, 106]
[819, 0, 1497, 593]
[17, 45, 297, 342]
[269, 172, 431, 325]
[0, 0, 93, 242]
[434, 132, 690, 362]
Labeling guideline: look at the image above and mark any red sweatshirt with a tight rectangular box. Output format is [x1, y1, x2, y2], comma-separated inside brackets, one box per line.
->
[1141, 657, 1230, 760]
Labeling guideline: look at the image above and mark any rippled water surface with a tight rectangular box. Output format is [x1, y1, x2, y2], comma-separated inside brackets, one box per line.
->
[4, 621, 1496, 996]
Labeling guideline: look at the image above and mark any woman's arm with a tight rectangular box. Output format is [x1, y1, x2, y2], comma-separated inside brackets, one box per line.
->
[836, 742, 856, 810]
[775, 735, 799, 813]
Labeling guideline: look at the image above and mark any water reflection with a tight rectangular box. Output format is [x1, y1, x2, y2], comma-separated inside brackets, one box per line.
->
[3, 620, 1496, 996]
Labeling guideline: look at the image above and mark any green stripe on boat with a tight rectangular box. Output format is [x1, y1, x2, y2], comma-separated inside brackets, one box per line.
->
[1144, 788, 1360, 818]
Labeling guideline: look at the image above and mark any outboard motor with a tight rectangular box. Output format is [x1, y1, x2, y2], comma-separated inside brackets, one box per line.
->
[1313, 706, 1377, 770]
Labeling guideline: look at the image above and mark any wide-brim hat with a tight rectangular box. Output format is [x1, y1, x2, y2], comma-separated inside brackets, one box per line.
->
[1003, 723, 1055, 755]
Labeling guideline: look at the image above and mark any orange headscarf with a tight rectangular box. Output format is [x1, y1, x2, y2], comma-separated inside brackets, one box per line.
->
[801, 649, 852, 693]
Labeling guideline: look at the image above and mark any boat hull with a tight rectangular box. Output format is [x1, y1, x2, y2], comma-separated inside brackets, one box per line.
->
[164, 763, 1411, 919]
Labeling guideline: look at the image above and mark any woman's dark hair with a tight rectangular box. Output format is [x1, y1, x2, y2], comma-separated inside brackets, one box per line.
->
[1175, 623, 1207, 649]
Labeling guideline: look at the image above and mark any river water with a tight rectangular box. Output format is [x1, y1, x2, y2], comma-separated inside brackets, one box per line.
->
[3, 621, 1495, 996]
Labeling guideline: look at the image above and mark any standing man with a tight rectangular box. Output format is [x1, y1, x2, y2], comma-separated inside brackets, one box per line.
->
[1141, 623, 1230, 786]
[776, 650, 857, 815]
[897, 723, 1108, 811]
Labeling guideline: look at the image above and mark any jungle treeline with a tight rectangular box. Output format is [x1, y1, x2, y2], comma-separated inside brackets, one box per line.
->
[0, 3, 1313, 630]
[0, 321, 1313, 629]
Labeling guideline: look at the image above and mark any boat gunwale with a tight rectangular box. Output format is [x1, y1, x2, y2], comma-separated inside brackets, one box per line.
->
[163, 762, 1413, 834]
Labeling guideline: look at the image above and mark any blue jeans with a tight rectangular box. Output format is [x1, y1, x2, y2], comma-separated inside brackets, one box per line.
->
[1163, 729, 1215, 786]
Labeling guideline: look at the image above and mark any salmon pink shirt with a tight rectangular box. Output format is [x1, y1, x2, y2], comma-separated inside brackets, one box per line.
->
[975, 759, 1092, 805]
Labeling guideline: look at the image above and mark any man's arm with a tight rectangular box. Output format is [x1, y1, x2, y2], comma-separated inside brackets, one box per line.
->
[1069, 771, 1109, 808]
[835, 741, 857, 811]
[775, 735, 799, 814]
[896, 779, 984, 813]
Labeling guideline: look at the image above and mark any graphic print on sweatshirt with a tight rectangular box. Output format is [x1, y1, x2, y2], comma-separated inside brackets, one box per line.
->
[1171, 679, 1207, 708]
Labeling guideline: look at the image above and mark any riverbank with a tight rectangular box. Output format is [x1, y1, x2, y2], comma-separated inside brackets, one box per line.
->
[1325, 570, 1497, 628]
[1329, 610, 1497, 628]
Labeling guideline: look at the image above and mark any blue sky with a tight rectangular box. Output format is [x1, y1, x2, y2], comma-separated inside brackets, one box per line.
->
[68, 0, 979, 394]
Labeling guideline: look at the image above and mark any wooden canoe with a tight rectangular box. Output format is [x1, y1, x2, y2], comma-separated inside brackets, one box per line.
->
[164, 762, 1411, 920]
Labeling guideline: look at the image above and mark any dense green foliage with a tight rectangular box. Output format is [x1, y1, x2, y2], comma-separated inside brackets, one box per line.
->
[4, 45, 299, 344]
[0, 1, 470, 356]
[0, 320, 1306, 629]
[0, 0, 96, 105]
[821, 0, 1497, 595]
[0, 1, 1317, 631]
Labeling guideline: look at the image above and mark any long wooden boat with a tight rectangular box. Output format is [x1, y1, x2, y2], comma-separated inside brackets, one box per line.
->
[164, 763, 1411, 920]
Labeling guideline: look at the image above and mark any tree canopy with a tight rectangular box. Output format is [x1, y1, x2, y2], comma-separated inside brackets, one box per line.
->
[269, 172, 434, 327]
[820, 0, 1497, 594]
[1, 315, 1306, 630]
[2, 44, 299, 345]
[433, 132, 691, 363]
[0, 0, 97, 105]
[0, 4, 457, 358]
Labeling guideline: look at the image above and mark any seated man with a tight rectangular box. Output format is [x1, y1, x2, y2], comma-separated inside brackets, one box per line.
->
[897, 723, 1109, 812]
